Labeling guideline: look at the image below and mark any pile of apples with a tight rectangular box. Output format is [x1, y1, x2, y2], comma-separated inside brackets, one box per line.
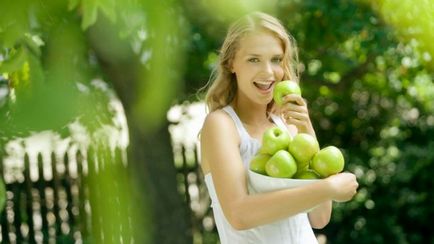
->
[249, 80, 345, 179]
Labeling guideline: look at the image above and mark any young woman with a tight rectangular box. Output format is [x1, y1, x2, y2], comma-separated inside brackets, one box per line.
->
[200, 12, 358, 243]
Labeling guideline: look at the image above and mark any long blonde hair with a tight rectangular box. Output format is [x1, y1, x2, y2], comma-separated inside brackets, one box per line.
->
[203, 12, 300, 112]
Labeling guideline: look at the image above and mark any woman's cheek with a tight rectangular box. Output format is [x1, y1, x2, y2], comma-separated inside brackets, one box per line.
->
[275, 67, 284, 80]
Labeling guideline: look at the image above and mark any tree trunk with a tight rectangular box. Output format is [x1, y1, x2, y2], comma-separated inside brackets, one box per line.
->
[87, 16, 193, 244]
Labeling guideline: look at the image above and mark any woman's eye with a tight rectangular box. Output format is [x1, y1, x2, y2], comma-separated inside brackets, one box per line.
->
[248, 58, 260, 63]
[272, 57, 282, 63]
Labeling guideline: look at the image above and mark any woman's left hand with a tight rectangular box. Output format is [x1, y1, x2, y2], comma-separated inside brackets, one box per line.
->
[273, 94, 316, 137]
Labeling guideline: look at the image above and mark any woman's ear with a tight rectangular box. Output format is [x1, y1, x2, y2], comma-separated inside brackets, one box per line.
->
[229, 61, 235, 74]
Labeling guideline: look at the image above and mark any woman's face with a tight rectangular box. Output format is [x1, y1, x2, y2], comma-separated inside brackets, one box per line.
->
[231, 30, 284, 106]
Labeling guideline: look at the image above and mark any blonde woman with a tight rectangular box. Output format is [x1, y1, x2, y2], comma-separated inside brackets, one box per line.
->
[200, 12, 358, 243]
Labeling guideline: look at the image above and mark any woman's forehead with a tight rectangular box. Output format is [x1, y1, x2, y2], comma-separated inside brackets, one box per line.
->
[236, 31, 284, 56]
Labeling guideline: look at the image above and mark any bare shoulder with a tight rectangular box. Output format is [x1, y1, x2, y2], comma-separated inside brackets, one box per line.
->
[200, 109, 239, 173]
[202, 109, 236, 136]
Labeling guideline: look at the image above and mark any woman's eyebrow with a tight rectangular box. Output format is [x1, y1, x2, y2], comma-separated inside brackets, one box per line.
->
[245, 53, 283, 57]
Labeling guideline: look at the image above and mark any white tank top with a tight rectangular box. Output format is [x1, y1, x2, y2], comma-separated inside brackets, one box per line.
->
[204, 105, 318, 244]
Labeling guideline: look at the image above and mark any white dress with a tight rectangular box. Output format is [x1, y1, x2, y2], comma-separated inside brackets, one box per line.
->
[204, 106, 318, 244]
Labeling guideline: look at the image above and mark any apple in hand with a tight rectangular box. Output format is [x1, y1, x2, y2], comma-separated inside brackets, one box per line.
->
[265, 150, 297, 178]
[294, 169, 321, 179]
[288, 133, 320, 171]
[273, 80, 302, 106]
[311, 146, 345, 178]
[261, 126, 291, 155]
[249, 154, 271, 175]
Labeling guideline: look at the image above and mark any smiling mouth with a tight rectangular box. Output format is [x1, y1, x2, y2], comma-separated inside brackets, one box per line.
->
[254, 81, 275, 91]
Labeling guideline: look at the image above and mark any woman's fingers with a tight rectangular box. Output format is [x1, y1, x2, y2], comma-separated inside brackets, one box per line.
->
[282, 104, 308, 115]
[282, 94, 306, 106]
[285, 118, 305, 128]
[274, 93, 316, 135]
[284, 111, 308, 121]
[326, 173, 359, 202]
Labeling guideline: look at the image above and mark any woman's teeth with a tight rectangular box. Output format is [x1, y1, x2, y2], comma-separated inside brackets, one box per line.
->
[254, 81, 274, 90]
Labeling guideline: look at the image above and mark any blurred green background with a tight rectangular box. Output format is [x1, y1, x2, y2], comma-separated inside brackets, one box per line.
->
[0, 0, 433, 243]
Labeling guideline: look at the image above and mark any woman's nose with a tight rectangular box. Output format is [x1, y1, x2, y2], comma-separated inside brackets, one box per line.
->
[261, 61, 273, 74]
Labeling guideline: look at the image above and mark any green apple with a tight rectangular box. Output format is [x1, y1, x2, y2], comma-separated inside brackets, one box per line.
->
[265, 150, 297, 178]
[249, 153, 271, 175]
[288, 133, 320, 171]
[273, 80, 301, 106]
[261, 126, 291, 155]
[311, 146, 345, 178]
[294, 169, 321, 179]
[258, 146, 267, 154]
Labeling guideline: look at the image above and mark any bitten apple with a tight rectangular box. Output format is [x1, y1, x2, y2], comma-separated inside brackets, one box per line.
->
[273, 80, 301, 106]
[249, 154, 271, 175]
[265, 150, 297, 178]
[311, 146, 345, 177]
[288, 133, 320, 171]
[261, 126, 291, 155]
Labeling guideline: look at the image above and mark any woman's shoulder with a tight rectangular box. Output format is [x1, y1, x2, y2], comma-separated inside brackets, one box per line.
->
[201, 108, 241, 142]
[200, 109, 241, 175]
[202, 108, 234, 132]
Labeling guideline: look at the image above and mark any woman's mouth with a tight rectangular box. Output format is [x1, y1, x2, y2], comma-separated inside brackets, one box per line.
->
[254, 81, 275, 92]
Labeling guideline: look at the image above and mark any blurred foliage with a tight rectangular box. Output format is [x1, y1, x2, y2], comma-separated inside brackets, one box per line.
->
[0, 0, 191, 243]
[0, 0, 188, 136]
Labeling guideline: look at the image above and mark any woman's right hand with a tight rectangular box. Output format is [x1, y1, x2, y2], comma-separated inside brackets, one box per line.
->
[325, 172, 359, 202]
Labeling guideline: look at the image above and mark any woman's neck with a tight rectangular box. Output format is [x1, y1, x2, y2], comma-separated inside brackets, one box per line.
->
[231, 97, 270, 128]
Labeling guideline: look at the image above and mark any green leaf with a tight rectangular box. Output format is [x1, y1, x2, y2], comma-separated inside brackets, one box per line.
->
[0, 47, 27, 73]
[23, 34, 43, 57]
[68, 0, 80, 11]
[0, 1, 29, 48]
[81, 0, 98, 30]
[99, 0, 117, 22]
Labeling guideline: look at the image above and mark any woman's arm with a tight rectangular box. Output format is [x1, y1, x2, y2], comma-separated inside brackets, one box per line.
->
[201, 110, 358, 230]
[308, 201, 332, 229]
